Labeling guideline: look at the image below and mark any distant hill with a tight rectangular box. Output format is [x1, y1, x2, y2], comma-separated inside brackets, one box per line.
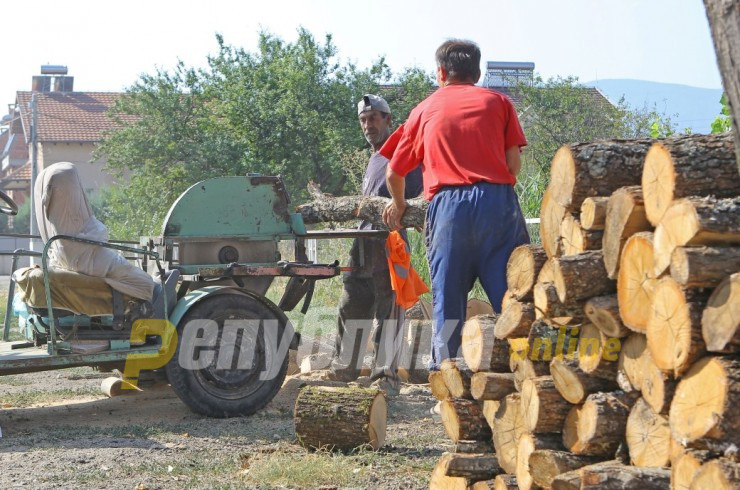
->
[584, 79, 724, 134]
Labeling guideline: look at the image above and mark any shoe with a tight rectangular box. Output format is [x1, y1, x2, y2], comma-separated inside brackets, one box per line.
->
[371, 377, 401, 397]
[429, 401, 442, 418]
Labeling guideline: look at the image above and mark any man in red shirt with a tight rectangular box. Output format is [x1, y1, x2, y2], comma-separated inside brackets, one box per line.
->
[382, 39, 530, 372]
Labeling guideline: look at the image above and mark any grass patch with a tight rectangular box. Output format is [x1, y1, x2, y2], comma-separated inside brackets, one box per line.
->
[0, 375, 32, 386]
[1, 387, 103, 408]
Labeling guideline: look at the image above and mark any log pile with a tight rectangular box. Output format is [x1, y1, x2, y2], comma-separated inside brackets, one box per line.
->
[427, 133, 738, 489]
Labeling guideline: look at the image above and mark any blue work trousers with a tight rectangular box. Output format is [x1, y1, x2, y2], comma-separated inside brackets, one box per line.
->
[425, 182, 530, 369]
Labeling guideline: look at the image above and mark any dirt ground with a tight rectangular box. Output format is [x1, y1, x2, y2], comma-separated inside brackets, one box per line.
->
[0, 362, 446, 489]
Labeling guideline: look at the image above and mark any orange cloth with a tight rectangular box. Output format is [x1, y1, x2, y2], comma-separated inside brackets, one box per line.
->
[385, 231, 429, 308]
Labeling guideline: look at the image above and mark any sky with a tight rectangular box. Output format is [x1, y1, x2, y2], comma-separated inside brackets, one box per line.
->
[2, 0, 723, 109]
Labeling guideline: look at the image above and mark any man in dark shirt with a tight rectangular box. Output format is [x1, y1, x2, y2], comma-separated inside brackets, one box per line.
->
[325, 94, 423, 392]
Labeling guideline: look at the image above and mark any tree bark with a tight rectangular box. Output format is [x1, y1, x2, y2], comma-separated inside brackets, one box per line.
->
[520, 375, 572, 434]
[625, 397, 671, 468]
[529, 450, 602, 490]
[294, 386, 387, 451]
[702, 271, 740, 353]
[642, 133, 739, 226]
[471, 372, 517, 401]
[533, 282, 586, 325]
[509, 335, 552, 391]
[495, 301, 536, 339]
[453, 439, 495, 454]
[690, 457, 740, 490]
[585, 295, 631, 338]
[441, 398, 492, 443]
[617, 232, 660, 333]
[580, 196, 610, 231]
[516, 433, 563, 490]
[560, 214, 604, 256]
[492, 393, 528, 474]
[670, 246, 740, 288]
[577, 461, 670, 489]
[603, 186, 652, 279]
[552, 250, 615, 303]
[550, 357, 619, 404]
[564, 391, 638, 456]
[462, 314, 510, 372]
[551, 469, 582, 490]
[296, 190, 427, 228]
[549, 139, 653, 211]
[442, 452, 503, 480]
[653, 196, 740, 276]
[506, 244, 547, 301]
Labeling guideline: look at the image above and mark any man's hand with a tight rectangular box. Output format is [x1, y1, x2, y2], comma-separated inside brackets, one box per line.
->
[383, 200, 407, 231]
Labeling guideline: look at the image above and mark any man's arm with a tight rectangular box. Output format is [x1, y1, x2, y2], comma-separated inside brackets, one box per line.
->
[383, 167, 407, 230]
[505, 145, 522, 177]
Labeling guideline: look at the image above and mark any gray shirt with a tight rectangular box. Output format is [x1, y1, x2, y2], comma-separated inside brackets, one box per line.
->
[360, 152, 423, 230]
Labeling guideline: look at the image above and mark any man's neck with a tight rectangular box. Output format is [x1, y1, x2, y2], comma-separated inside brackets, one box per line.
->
[372, 135, 389, 153]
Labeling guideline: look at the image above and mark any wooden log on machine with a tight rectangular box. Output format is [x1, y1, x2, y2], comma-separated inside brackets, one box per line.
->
[520, 376, 572, 434]
[646, 277, 710, 376]
[528, 450, 603, 490]
[429, 371, 451, 400]
[669, 356, 740, 448]
[617, 232, 659, 333]
[533, 282, 586, 326]
[653, 196, 740, 276]
[442, 452, 504, 481]
[580, 196, 610, 231]
[440, 398, 492, 443]
[671, 448, 715, 490]
[515, 433, 563, 490]
[540, 188, 567, 258]
[602, 185, 652, 279]
[702, 272, 740, 354]
[548, 139, 653, 211]
[552, 250, 616, 303]
[492, 474, 518, 490]
[494, 301, 536, 339]
[441, 358, 474, 399]
[640, 352, 677, 415]
[625, 397, 672, 468]
[470, 372, 516, 401]
[577, 322, 620, 376]
[461, 314, 510, 372]
[689, 457, 740, 490]
[563, 391, 638, 456]
[551, 357, 619, 404]
[294, 386, 386, 451]
[641, 132, 739, 226]
[584, 295, 631, 338]
[506, 244, 547, 301]
[670, 246, 740, 288]
[492, 393, 528, 474]
[559, 214, 604, 256]
[577, 461, 671, 489]
[616, 333, 649, 393]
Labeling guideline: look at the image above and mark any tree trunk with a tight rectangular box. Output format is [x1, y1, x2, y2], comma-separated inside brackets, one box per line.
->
[549, 139, 653, 211]
[454, 439, 495, 454]
[442, 452, 503, 481]
[294, 386, 386, 451]
[550, 357, 619, 404]
[564, 391, 638, 456]
[516, 433, 564, 490]
[441, 358, 474, 399]
[296, 191, 427, 228]
[520, 375, 572, 433]
[429, 371, 451, 400]
[690, 457, 740, 490]
[617, 333, 649, 393]
[641, 353, 677, 416]
[580, 196, 610, 231]
[642, 133, 739, 226]
[702, 271, 740, 353]
[560, 214, 604, 256]
[507, 244, 547, 301]
[578, 461, 670, 489]
[528, 450, 603, 490]
[540, 187, 567, 258]
[670, 246, 740, 288]
[617, 232, 660, 333]
[646, 277, 709, 376]
[533, 282, 586, 325]
[492, 393, 528, 474]
[462, 314, 510, 372]
[495, 301, 536, 339]
[669, 356, 740, 446]
[671, 449, 715, 490]
[441, 398, 492, 443]
[471, 372, 517, 401]
[653, 196, 740, 276]
[492, 474, 518, 490]
[585, 295, 631, 338]
[603, 186, 652, 279]
[552, 250, 615, 303]
[625, 397, 671, 468]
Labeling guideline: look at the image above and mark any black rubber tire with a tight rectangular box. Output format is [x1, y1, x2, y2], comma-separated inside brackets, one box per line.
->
[166, 293, 289, 417]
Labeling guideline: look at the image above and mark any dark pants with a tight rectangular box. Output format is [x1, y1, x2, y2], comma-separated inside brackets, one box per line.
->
[330, 238, 403, 381]
[425, 182, 530, 369]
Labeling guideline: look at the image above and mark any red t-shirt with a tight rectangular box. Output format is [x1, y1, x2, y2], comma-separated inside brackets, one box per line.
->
[388, 84, 527, 200]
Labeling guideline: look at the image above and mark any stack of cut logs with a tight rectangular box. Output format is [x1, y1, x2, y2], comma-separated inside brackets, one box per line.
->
[429, 132, 740, 489]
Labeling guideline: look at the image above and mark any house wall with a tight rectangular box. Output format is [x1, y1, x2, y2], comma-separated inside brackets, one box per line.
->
[38, 142, 119, 193]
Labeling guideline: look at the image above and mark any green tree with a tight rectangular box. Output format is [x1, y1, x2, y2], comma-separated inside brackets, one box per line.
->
[711, 94, 732, 133]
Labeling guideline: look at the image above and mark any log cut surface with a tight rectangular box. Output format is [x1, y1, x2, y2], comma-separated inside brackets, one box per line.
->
[702, 272, 740, 353]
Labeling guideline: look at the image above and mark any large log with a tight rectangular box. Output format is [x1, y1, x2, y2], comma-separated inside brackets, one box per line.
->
[671, 449, 715, 490]
[470, 372, 517, 401]
[560, 214, 603, 256]
[642, 133, 739, 226]
[495, 301, 536, 339]
[533, 282, 586, 325]
[702, 272, 740, 354]
[669, 356, 740, 446]
[646, 277, 709, 376]
[506, 244, 547, 301]
[528, 450, 602, 490]
[616, 333, 649, 393]
[515, 433, 563, 490]
[580, 196, 610, 231]
[520, 376, 572, 433]
[441, 398, 492, 443]
[549, 139, 653, 211]
[552, 250, 615, 303]
[670, 246, 740, 288]
[653, 196, 740, 276]
[690, 457, 740, 490]
[540, 187, 567, 258]
[617, 232, 660, 333]
[296, 190, 427, 228]
[563, 391, 638, 456]
[585, 295, 631, 338]
[442, 452, 504, 481]
[602, 186, 652, 279]
[441, 358, 474, 399]
[492, 393, 528, 474]
[294, 386, 386, 451]
[626, 397, 672, 468]
[551, 357, 619, 404]
[462, 314, 510, 372]
[578, 461, 671, 489]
